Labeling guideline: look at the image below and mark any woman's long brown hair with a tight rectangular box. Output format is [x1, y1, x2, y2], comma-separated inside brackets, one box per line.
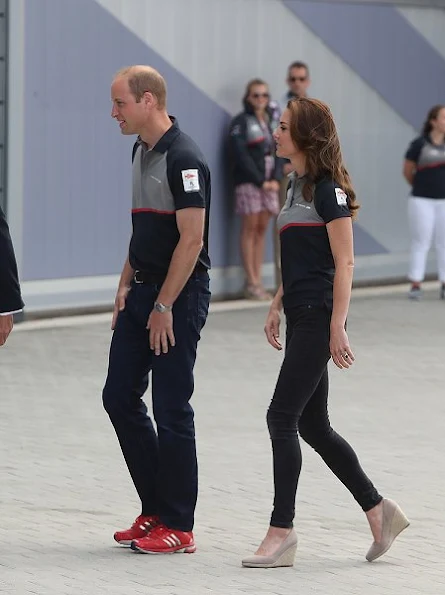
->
[287, 97, 359, 219]
[422, 104, 445, 137]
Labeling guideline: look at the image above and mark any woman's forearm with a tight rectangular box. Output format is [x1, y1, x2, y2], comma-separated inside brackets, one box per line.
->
[331, 264, 354, 329]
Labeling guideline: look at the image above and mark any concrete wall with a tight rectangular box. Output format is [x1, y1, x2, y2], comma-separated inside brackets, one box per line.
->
[7, 0, 445, 312]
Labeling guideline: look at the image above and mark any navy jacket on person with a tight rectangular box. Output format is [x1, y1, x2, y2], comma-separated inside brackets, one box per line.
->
[229, 103, 283, 188]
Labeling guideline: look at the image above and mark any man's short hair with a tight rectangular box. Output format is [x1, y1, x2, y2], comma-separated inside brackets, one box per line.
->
[114, 66, 167, 109]
[287, 61, 309, 77]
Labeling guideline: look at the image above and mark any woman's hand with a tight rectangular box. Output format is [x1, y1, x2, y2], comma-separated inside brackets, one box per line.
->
[268, 180, 280, 192]
[264, 307, 283, 350]
[330, 326, 355, 369]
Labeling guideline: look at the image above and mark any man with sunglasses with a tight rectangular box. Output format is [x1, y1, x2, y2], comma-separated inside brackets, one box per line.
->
[279, 61, 311, 113]
[278, 63, 311, 177]
[274, 62, 311, 287]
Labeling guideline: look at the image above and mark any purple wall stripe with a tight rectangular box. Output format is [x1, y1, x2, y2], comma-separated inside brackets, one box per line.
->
[283, 0, 445, 129]
[22, 0, 386, 281]
[23, 0, 234, 279]
[353, 224, 387, 256]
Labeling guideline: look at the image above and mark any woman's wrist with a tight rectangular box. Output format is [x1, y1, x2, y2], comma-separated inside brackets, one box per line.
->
[330, 318, 346, 331]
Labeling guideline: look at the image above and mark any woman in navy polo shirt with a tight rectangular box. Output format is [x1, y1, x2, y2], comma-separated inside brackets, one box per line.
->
[403, 104, 445, 300]
[242, 98, 409, 569]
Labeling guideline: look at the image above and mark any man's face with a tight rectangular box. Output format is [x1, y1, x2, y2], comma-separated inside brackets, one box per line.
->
[287, 67, 310, 98]
[111, 76, 147, 135]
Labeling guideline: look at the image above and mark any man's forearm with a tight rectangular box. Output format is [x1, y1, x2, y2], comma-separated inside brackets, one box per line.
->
[157, 239, 203, 306]
[119, 256, 135, 289]
[271, 284, 284, 312]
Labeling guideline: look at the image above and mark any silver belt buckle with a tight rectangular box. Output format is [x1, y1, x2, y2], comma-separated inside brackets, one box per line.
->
[134, 270, 144, 284]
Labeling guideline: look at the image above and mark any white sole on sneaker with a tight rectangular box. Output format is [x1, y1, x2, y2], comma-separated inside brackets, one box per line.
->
[131, 544, 196, 555]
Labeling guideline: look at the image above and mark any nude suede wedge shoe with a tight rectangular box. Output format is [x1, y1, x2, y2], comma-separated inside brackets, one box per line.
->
[366, 498, 410, 562]
[242, 530, 298, 568]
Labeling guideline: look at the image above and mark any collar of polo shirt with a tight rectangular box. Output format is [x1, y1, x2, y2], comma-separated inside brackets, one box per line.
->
[136, 116, 181, 154]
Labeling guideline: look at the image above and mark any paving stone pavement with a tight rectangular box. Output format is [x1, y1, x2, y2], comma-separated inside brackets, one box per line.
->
[1, 287, 444, 595]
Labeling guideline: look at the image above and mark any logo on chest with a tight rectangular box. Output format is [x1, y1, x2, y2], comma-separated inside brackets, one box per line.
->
[295, 202, 311, 210]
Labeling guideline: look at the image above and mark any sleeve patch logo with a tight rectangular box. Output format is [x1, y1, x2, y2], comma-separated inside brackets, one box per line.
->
[335, 188, 348, 206]
[182, 169, 200, 193]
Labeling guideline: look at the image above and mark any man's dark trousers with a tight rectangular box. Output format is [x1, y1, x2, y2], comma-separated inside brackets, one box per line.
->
[102, 273, 210, 532]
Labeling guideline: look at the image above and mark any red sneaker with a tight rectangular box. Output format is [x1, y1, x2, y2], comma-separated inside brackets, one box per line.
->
[114, 515, 160, 546]
[131, 524, 196, 554]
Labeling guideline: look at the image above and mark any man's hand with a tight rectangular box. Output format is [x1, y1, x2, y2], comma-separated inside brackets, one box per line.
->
[147, 310, 175, 356]
[262, 181, 272, 191]
[268, 180, 280, 192]
[0, 314, 14, 346]
[111, 286, 130, 330]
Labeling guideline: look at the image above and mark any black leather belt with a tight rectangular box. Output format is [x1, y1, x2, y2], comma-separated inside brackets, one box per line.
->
[133, 264, 208, 285]
[133, 270, 164, 284]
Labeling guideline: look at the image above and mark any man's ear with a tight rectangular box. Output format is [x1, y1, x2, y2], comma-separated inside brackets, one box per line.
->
[143, 91, 156, 108]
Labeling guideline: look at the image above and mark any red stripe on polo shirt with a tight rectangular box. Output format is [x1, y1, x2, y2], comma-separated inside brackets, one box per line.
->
[417, 161, 445, 171]
[247, 137, 266, 147]
[280, 222, 326, 233]
[132, 208, 175, 215]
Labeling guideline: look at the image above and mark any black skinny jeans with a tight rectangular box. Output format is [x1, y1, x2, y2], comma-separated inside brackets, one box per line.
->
[267, 305, 382, 528]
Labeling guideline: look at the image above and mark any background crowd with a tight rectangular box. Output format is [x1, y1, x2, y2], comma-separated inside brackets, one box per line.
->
[228, 61, 445, 302]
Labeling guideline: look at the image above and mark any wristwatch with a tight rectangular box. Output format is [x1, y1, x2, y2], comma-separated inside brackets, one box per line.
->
[154, 301, 172, 313]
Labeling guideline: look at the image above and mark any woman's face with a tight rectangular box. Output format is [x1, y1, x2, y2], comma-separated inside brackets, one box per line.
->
[247, 84, 270, 111]
[274, 108, 298, 160]
[431, 108, 445, 135]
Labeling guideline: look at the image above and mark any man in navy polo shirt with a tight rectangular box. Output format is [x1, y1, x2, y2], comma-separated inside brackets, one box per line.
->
[103, 65, 211, 555]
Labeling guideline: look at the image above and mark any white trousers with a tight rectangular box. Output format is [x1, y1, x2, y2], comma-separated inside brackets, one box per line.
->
[408, 196, 445, 283]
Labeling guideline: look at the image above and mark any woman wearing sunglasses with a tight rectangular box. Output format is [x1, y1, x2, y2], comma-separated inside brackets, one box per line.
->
[242, 97, 409, 569]
[229, 79, 282, 300]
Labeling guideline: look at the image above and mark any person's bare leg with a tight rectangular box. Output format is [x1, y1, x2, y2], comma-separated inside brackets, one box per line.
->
[254, 526, 292, 556]
[253, 210, 271, 294]
[365, 500, 383, 542]
[257, 503, 384, 553]
[240, 213, 260, 288]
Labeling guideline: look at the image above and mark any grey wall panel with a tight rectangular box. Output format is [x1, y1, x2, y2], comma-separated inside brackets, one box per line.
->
[22, 0, 233, 281]
[309, 0, 445, 5]
[23, 0, 132, 280]
[17, 0, 445, 294]
[399, 6, 445, 60]
[95, 0, 398, 257]
[283, 1, 445, 129]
